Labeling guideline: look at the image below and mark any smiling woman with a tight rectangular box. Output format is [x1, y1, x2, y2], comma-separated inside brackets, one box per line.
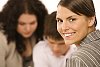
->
[56, 0, 100, 67]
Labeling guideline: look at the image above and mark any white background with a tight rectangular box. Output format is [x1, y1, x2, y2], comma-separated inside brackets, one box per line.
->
[0, 0, 100, 29]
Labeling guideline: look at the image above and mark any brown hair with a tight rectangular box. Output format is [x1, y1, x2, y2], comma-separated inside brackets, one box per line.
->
[58, 0, 97, 26]
[44, 11, 64, 41]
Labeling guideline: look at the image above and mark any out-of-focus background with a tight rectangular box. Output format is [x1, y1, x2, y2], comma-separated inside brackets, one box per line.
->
[0, 0, 100, 29]
[0, 0, 60, 14]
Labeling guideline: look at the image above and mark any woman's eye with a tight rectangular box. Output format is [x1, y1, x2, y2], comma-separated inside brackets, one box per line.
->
[69, 18, 76, 22]
[56, 19, 63, 23]
[19, 23, 25, 25]
[30, 22, 35, 25]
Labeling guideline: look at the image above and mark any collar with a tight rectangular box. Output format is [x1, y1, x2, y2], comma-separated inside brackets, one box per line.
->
[80, 30, 100, 46]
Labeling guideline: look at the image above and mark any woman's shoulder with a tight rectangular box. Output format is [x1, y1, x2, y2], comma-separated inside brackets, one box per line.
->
[0, 30, 7, 43]
[0, 30, 8, 50]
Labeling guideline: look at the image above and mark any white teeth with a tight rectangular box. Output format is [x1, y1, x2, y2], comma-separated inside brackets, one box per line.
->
[64, 34, 72, 37]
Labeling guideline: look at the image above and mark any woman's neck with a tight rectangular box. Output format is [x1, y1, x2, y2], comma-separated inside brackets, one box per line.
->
[22, 39, 32, 57]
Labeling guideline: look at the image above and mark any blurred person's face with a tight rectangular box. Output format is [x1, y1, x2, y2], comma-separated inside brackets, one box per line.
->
[56, 5, 95, 45]
[17, 13, 38, 38]
[47, 37, 69, 57]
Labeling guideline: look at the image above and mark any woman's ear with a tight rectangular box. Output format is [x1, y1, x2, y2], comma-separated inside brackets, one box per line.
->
[88, 16, 95, 27]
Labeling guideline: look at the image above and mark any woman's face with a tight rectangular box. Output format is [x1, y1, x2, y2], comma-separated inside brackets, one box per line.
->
[56, 5, 94, 45]
[17, 13, 38, 38]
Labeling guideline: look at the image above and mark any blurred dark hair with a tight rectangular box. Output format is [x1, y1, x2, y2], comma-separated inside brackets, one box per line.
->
[44, 11, 63, 41]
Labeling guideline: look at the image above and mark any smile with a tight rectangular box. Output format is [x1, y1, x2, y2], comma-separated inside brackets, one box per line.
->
[64, 33, 72, 37]
[63, 32, 75, 37]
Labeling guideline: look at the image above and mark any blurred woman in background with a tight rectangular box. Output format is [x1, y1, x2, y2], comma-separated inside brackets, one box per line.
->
[0, 0, 48, 67]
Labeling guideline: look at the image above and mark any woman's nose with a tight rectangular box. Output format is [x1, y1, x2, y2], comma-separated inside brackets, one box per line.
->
[61, 21, 70, 30]
[25, 25, 31, 31]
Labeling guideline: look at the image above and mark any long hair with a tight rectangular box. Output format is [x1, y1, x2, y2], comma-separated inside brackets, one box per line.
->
[1, 0, 48, 54]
